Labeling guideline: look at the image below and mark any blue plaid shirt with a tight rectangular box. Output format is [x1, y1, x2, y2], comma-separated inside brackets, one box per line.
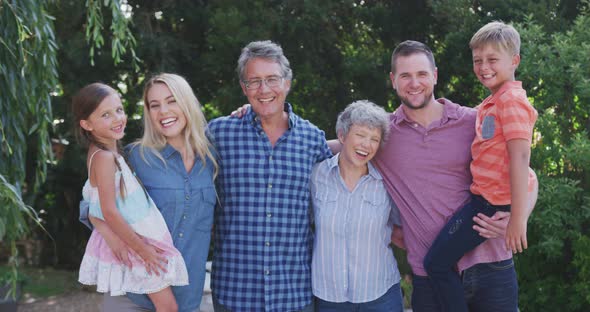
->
[208, 103, 332, 312]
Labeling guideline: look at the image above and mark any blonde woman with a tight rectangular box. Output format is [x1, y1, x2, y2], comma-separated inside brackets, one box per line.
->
[82, 73, 217, 312]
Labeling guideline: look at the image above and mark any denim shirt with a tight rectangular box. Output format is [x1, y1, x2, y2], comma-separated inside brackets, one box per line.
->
[80, 144, 216, 312]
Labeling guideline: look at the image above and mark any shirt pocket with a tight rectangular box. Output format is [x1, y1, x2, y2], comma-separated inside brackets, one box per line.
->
[362, 191, 390, 223]
[481, 115, 496, 140]
[313, 186, 338, 219]
[193, 186, 216, 231]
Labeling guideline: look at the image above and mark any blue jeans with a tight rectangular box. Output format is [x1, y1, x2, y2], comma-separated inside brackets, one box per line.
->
[213, 296, 314, 312]
[315, 283, 403, 312]
[463, 259, 518, 312]
[423, 194, 510, 312]
[412, 259, 518, 312]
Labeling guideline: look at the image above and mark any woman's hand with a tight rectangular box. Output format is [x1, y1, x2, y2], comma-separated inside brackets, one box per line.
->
[137, 237, 169, 276]
[230, 104, 251, 118]
[105, 233, 133, 269]
[90, 216, 133, 268]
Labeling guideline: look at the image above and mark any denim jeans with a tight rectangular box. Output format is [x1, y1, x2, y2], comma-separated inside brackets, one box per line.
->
[422, 194, 510, 312]
[412, 259, 518, 312]
[463, 259, 518, 312]
[213, 296, 314, 312]
[315, 283, 403, 312]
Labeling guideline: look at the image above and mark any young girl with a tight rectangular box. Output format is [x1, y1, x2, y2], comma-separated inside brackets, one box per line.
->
[74, 82, 188, 312]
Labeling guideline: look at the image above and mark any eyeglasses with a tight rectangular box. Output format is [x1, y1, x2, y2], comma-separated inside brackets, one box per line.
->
[242, 76, 284, 90]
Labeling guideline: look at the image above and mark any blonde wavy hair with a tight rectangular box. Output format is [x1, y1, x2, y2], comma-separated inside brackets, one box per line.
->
[135, 73, 218, 178]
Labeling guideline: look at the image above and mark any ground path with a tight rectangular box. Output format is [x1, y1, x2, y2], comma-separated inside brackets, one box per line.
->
[18, 289, 214, 312]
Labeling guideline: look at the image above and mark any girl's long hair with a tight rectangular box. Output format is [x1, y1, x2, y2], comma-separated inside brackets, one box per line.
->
[72, 83, 127, 197]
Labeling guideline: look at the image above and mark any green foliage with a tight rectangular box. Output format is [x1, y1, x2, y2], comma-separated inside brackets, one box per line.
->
[0, 265, 78, 299]
[85, 0, 140, 68]
[0, 0, 138, 296]
[0, 175, 37, 243]
[2, 0, 586, 310]
[0, 0, 58, 296]
[513, 3, 590, 310]
[515, 176, 590, 311]
[0, 0, 57, 194]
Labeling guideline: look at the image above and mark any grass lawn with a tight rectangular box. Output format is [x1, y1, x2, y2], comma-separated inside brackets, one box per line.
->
[0, 265, 81, 299]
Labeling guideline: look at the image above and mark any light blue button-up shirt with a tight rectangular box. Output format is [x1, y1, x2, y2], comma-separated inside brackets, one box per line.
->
[80, 143, 216, 312]
[311, 153, 402, 303]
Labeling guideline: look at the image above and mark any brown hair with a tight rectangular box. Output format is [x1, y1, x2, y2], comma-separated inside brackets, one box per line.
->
[72, 83, 127, 198]
[391, 40, 436, 74]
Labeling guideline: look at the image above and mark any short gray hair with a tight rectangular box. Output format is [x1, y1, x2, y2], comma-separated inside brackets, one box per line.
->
[237, 40, 293, 81]
[335, 100, 390, 144]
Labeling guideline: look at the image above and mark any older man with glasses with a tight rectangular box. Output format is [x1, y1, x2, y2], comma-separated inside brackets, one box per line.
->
[208, 40, 332, 312]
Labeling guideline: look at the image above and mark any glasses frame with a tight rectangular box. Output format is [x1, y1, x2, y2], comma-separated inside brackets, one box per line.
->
[242, 75, 285, 90]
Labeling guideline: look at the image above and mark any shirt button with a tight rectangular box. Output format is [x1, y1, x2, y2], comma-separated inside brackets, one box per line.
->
[268, 184, 272, 189]
[183, 215, 187, 220]
[265, 241, 270, 246]
[413, 123, 418, 128]
[179, 233, 184, 237]
[269, 155, 273, 161]
[185, 195, 190, 200]
[184, 178, 189, 182]
[267, 213, 272, 218]
[264, 270, 270, 275]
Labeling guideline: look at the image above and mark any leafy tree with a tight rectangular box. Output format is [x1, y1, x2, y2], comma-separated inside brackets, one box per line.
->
[0, 0, 58, 292]
[0, 0, 138, 291]
[514, 4, 590, 310]
[8, 1, 587, 310]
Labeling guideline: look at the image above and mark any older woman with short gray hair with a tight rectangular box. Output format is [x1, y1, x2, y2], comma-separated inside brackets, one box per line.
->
[311, 100, 403, 312]
[335, 100, 390, 146]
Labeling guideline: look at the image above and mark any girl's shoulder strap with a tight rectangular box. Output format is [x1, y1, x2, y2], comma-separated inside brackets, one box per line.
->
[87, 149, 119, 180]
[87, 149, 103, 173]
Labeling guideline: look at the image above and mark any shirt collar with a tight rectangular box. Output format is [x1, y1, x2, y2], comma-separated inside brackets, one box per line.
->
[246, 102, 296, 129]
[328, 153, 383, 180]
[161, 144, 178, 159]
[492, 81, 522, 98]
[480, 81, 523, 109]
[391, 98, 460, 125]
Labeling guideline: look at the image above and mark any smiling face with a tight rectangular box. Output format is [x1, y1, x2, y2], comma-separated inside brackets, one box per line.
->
[80, 93, 126, 147]
[472, 43, 519, 94]
[390, 53, 438, 111]
[241, 57, 291, 122]
[338, 124, 382, 170]
[146, 82, 187, 144]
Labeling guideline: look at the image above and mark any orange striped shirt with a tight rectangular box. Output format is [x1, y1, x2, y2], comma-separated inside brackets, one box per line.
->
[470, 81, 538, 205]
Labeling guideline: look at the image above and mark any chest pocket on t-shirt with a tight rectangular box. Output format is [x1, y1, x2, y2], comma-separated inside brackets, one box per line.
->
[482, 115, 496, 139]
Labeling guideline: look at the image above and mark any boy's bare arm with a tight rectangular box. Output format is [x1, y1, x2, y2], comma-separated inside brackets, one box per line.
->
[506, 138, 531, 253]
[473, 175, 537, 238]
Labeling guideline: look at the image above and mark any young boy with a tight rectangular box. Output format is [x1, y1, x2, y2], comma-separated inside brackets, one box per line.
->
[423, 21, 538, 312]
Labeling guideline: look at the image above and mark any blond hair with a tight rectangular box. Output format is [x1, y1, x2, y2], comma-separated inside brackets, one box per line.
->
[136, 73, 218, 178]
[469, 21, 520, 55]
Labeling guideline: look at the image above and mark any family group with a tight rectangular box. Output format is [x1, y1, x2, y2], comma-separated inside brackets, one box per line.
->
[75, 21, 537, 312]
